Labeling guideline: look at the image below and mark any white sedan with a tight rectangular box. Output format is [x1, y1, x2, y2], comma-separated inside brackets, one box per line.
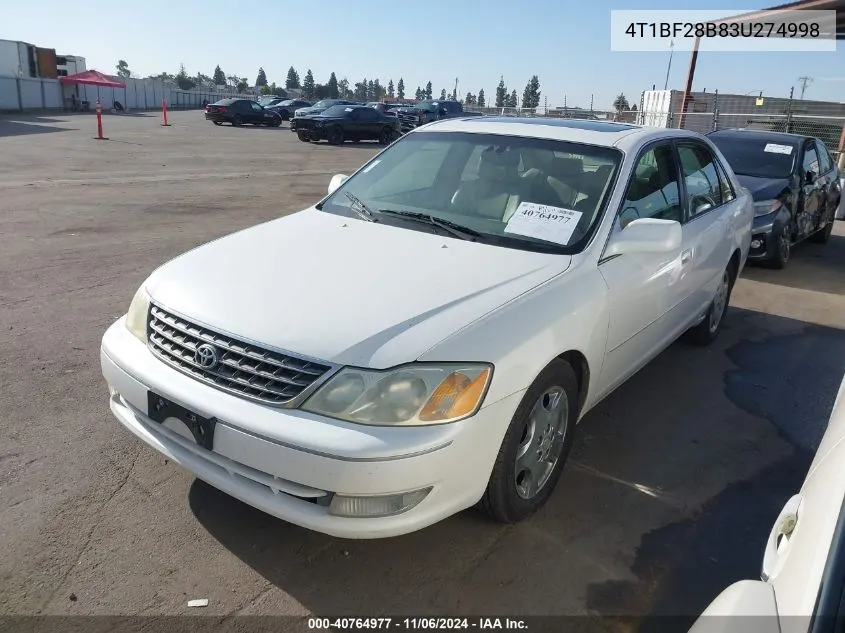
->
[100, 117, 753, 538]
[690, 371, 845, 633]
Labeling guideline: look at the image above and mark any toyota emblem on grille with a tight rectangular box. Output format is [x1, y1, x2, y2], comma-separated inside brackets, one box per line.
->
[194, 343, 220, 369]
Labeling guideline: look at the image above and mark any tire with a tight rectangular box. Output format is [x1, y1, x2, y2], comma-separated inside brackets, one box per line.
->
[268, 117, 281, 127]
[379, 127, 393, 145]
[769, 228, 791, 269]
[212, 121, 222, 126]
[688, 260, 736, 346]
[327, 126, 344, 145]
[296, 130, 311, 143]
[232, 115, 243, 127]
[810, 214, 834, 244]
[479, 358, 579, 523]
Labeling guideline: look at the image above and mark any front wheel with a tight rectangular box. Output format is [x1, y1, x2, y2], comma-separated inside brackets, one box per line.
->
[769, 229, 791, 269]
[296, 130, 311, 142]
[479, 358, 579, 523]
[688, 261, 735, 346]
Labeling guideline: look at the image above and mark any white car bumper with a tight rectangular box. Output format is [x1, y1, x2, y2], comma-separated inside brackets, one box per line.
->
[100, 318, 522, 539]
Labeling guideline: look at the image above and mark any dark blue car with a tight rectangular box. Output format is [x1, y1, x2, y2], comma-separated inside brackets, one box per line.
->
[708, 129, 840, 268]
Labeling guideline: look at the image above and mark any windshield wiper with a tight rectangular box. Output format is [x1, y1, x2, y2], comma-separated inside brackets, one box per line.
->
[344, 191, 378, 222]
[377, 209, 482, 241]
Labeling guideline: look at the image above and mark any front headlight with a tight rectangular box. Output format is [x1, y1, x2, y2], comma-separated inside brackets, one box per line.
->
[754, 199, 783, 217]
[125, 286, 150, 343]
[302, 363, 492, 426]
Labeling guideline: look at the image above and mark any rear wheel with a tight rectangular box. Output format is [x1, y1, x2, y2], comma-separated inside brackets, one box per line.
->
[688, 260, 736, 346]
[379, 126, 393, 145]
[479, 359, 579, 523]
[327, 126, 344, 145]
[810, 214, 834, 244]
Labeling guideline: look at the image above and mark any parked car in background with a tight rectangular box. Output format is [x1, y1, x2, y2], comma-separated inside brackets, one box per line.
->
[395, 99, 483, 133]
[690, 371, 845, 633]
[294, 104, 400, 145]
[101, 118, 751, 539]
[204, 98, 282, 127]
[257, 95, 287, 108]
[290, 99, 358, 131]
[266, 99, 312, 121]
[366, 102, 402, 116]
[707, 129, 840, 268]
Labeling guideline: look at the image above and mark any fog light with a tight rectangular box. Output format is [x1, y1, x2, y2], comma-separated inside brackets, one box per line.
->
[751, 239, 762, 249]
[328, 488, 432, 518]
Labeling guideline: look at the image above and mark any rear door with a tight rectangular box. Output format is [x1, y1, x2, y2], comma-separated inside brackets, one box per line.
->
[814, 139, 840, 228]
[676, 140, 737, 322]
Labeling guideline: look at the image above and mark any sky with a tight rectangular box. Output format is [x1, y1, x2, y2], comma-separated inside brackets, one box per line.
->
[5, 0, 844, 108]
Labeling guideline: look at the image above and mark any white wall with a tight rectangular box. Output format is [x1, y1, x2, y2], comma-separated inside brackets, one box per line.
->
[0, 40, 23, 77]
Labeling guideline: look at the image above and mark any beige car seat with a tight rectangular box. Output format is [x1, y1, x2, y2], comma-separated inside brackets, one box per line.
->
[451, 146, 525, 221]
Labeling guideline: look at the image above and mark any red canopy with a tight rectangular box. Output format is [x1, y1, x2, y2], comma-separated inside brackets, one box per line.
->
[59, 70, 126, 88]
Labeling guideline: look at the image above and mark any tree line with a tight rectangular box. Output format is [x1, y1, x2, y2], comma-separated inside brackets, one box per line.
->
[124, 59, 548, 110]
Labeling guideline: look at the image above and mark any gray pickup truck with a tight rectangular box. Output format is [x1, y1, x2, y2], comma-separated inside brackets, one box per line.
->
[395, 100, 482, 133]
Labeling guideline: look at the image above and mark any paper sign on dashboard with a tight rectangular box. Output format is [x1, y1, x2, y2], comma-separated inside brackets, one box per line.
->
[504, 202, 582, 245]
[764, 143, 793, 155]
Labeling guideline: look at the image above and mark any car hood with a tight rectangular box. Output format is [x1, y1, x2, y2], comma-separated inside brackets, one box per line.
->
[145, 209, 571, 368]
[735, 174, 791, 201]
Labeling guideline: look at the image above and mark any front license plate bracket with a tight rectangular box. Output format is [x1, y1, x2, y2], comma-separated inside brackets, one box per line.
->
[147, 392, 217, 450]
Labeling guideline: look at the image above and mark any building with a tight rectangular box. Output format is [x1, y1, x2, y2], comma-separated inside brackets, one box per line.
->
[0, 38, 83, 79]
[56, 55, 86, 77]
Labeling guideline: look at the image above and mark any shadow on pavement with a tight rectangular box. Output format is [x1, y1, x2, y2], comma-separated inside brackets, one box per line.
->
[740, 230, 845, 296]
[188, 307, 845, 622]
[0, 120, 74, 137]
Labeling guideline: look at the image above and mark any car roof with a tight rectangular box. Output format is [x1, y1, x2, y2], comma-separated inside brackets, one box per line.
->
[708, 128, 808, 143]
[214, 98, 239, 105]
[419, 117, 706, 149]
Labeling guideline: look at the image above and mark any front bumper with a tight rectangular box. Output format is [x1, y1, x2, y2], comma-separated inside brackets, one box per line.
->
[296, 126, 324, 141]
[747, 212, 781, 261]
[100, 318, 521, 539]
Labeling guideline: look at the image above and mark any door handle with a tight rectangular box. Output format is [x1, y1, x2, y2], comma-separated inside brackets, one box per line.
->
[681, 249, 692, 264]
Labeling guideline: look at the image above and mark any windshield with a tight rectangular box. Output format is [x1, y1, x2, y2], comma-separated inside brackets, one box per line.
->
[257, 97, 276, 106]
[709, 135, 798, 179]
[312, 100, 335, 109]
[319, 131, 622, 254]
[415, 101, 438, 112]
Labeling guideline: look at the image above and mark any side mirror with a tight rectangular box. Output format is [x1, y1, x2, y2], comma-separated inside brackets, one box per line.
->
[604, 218, 682, 258]
[805, 170, 816, 184]
[328, 174, 348, 195]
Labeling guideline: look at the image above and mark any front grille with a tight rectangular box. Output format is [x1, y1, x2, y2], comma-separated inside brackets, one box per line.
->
[147, 304, 333, 405]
